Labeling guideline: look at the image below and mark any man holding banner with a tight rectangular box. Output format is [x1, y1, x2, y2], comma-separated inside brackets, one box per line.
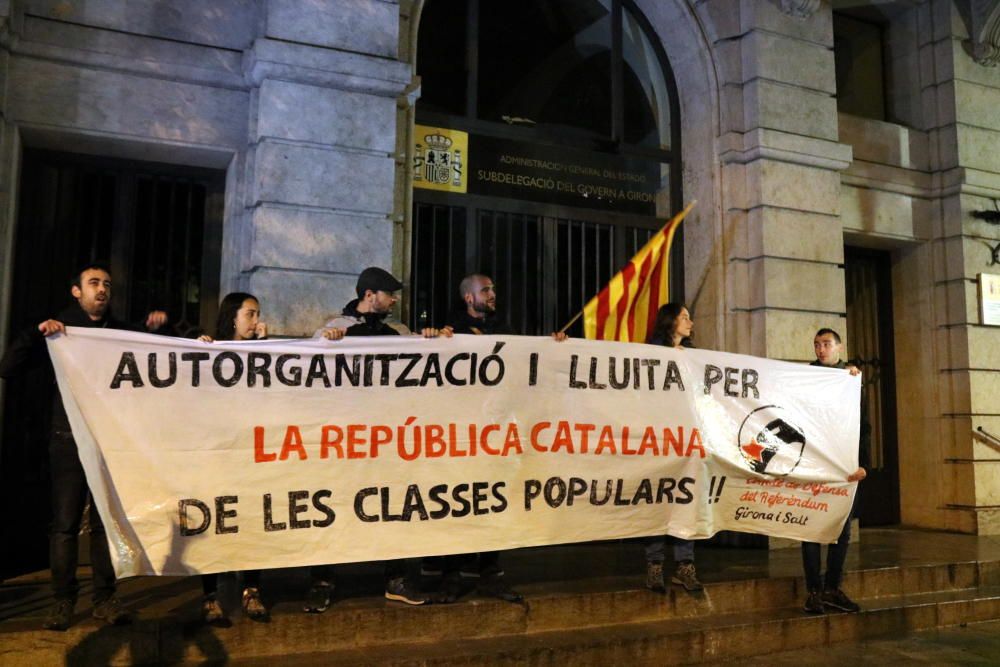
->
[307, 266, 451, 611]
[0, 262, 166, 631]
[434, 273, 566, 603]
[801, 328, 869, 614]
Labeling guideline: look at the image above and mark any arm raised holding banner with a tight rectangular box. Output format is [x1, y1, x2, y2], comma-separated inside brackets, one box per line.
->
[0, 262, 167, 632]
[800, 327, 869, 615]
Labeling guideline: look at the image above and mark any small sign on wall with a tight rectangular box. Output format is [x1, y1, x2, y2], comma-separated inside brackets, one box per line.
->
[412, 124, 661, 214]
[980, 273, 1000, 326]
[413, 125, 468, 193]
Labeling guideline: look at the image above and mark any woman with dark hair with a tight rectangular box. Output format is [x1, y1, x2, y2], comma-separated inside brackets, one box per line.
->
[198, 292, 266, 343]
[197, 293, 268, 625]
[644, 302, 703, 593]
[648, 302, 693, 349]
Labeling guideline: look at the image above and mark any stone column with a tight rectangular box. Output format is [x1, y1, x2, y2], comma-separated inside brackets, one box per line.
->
[700, 0, 852, 360]
[240, 0, 412, 335]
[910, 0, 1000, 533]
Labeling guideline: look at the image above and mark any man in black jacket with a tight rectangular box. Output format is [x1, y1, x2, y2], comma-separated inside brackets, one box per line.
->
[314, 266, 447, 339]
[305, 267, 450, 612]
[0, 263, 166, 631]
[429, 274, 514, 601]
[801, 327, 870, 615]
[431, 274, 566, 603]
[446, 274, 509, 336]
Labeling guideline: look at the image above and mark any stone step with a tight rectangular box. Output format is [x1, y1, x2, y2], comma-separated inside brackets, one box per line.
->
[4, 558, 999, 665]
[230, 585, 1000, 666]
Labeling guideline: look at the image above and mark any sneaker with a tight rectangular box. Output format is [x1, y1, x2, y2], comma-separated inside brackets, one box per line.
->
[92, 596, 132, 625]
[822, 588, 861, 613]
[303, 581, 332, 614]
[671, 561, 703, 592]
[477, 575, 523, 603]
[804, 590, 826, 614]
[43, 599, 74, 631]
[645, 561, 666, 593]
[241, 587, 269, 622]
[385, 577, 428, 605]
[201, 595, 230, 627]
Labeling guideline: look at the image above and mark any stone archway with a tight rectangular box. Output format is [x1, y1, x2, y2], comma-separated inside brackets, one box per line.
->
[401, 0, 727, 346]
[628, 0, 726, 350]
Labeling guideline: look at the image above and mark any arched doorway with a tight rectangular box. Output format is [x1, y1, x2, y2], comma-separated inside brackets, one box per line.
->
[410, 0, 682, 335]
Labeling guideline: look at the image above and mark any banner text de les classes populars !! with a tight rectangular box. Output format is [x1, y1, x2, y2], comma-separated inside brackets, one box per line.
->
[177, 473, 702, 538]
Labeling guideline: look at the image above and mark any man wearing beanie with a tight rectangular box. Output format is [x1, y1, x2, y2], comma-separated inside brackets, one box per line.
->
[306, 267, 449, 610]
[315, 267, 446, 338]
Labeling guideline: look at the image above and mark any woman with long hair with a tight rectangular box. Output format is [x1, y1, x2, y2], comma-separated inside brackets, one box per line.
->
[198, 293, 268, 625]
[644, 302, 703, 593]
[648, 302, 693, 349]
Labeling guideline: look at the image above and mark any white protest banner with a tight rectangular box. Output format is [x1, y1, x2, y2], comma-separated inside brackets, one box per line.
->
[47, 329, 861, 578]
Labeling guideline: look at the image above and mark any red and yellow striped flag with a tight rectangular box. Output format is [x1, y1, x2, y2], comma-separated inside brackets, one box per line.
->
[583, 201, 695, 342]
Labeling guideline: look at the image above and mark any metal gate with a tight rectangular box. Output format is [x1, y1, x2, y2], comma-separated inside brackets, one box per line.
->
[0, 149, 224, 578]
[410, 203, 655, 336]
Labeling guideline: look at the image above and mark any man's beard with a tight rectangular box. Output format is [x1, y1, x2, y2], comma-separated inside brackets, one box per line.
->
[472, 300, 494, 314]
[85, 299, 109, 318]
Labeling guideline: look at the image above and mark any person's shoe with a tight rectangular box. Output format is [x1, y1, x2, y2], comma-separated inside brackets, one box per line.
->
[385, 577, 428, 605]
[303, 581, 333, 614]
[477, 575, 523, 603]
[645, 561, 666, 593]
[92, 596, 132, 625]
[201, 595, 231, 627]
[671, 561, 703, 592]
[431, 573, 467, 604]
[241, 587, 269, 622]
[803, 590, 826, 614]
[43, 599, 75, 631]
[822, 588, 861, 613]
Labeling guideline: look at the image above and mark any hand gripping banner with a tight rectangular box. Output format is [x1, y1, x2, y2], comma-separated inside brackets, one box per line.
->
[47, 329, 861, 577]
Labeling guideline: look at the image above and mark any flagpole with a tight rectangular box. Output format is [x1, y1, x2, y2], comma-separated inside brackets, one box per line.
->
[556, 200, 697, 335]
[558, 310, 584, 334]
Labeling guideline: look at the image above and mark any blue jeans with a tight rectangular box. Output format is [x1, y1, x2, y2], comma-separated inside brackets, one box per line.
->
[645, 536, 695, 563]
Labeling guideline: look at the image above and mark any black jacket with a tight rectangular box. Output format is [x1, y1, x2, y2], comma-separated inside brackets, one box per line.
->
[339, 299, 401, 337]
[446, 310, 512, 335]
[0, 304, 144, 434]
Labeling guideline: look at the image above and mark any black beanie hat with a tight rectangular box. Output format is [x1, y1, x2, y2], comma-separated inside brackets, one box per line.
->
[356, 267, 404, 297]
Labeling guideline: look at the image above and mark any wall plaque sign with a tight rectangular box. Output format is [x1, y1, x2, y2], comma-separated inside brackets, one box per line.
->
[979, 273, 1000, 326]
[414, 126, 662, 215]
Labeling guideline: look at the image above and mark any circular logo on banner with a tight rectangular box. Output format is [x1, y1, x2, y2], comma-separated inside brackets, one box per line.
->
[736, 405, 806, 476]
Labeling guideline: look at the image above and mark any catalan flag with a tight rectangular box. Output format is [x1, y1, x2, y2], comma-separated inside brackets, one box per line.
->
[582, 201, 695, 342]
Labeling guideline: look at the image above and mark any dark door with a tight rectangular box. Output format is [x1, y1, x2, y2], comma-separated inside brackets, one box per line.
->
[845, 246, 900, 526]
[410, 199, 657, 335]
[0, 149, 224, 579]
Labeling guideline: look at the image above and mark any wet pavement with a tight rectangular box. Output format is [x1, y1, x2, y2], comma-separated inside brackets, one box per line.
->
[2, 528, 1000, 664]
[707, 618, 1000, 665]
[4, 527, 1000, 625]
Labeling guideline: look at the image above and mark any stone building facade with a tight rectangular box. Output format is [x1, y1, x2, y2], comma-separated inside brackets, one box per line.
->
[0, 0, 998, 535]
